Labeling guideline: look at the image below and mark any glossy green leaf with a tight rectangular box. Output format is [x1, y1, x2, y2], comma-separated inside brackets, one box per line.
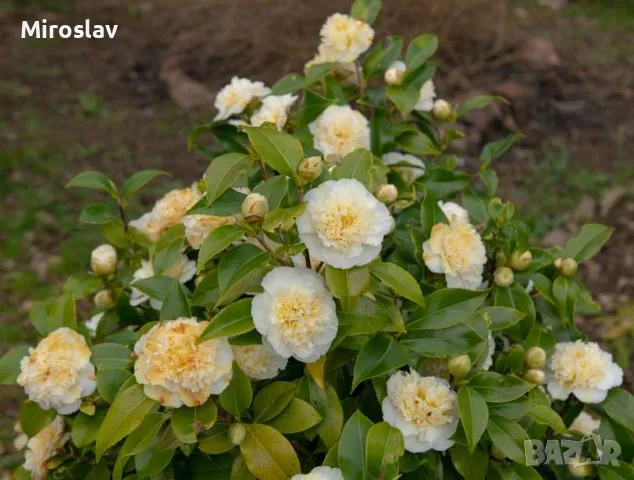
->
[457, 386, 489, 452]
[122, 170, 169, 199]
[97, 368, 133, 403]
[218, 363, 252, 418]
[217, 244, 270, 305]
[160, 280, 191, 321]
[271, 73, 305, 95]
[526, 405, 566, 433]
[262, 203, 307, 233]
[401, 323, 483, 357]
[197, 224, 245, 270]
[480, 134, 522, 167]
[350, 0, 382, 24]
[48, 293, 77, 331]
[468, 372, 534, 403]
[319, 383, 344, 449]
[0, 345, 29, 384]
[67, 171, 117, 197]
[62, 273, 103, 298]
[602, 388, 634, 431]
[80, 203, 120, 224]
[456, 95, 508, 117]
[244, 127, 303, 179]
[405, 34, 438, 72]
[352, 334, 409, 389]
[365, 422, 404, 480]
[253, 381, 296, 423]
[331, 148, 374, 188]
[493, 283, 535, 338]
[564, 224, 613, 263]
[266, 398, 322, 433]
[370, 262, 425, 306]
[338, 410, 373, 480]
[71, 409, 107, 448]
[91, 343, 131, 370]
[20, 401, 57, 437]
[478, 306, 525, 331]
[450, 445, 488, 480]
[407, 288, 487, 330]
[239, 424, 301, 480]
[198, 423, 234, 455]
[486, 416, 530, 464]
[199, 298, 254, 343]
[205, 153, 252, 205]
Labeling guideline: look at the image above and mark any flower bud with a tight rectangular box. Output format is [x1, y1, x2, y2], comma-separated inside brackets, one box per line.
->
[561, 258, 578, 277]
[448, 354, 471, 379]
[298, 156, 323, 183]
[91, 244, 118, 276]
[375, 184, 398, 204]
[228, 423, 247, 446]
[554, 257, 563, 269]
[388, 216, 396, 234]
[525, 346, 547, 369]
[491, 444, 506, 459]
[523, 368, 546, 385]
[80, 403, 95, 416]
[495, 251, 508, 268]
[494, 267, 514, 287]
[509, 250, 532, 271]
[568, 458, 593, 477]
[241, 193, 269, 221]
[384, 61, 406, 86]
[433, 99, 452, 120]
[94, 289, 116, 310]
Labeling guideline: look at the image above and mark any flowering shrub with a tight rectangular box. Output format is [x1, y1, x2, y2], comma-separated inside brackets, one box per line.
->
[2, 1, 633, 479]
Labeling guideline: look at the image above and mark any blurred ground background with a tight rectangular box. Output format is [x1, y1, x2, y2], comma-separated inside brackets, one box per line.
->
[0, 0, 633, 470]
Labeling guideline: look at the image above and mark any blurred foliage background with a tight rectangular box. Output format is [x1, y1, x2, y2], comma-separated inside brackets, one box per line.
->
[0, 0, 632, 472]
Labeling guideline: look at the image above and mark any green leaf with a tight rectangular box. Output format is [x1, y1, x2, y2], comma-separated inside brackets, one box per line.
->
[172, 407, 198, 444]
[352, 334, 409, 389]
[526, 405, 566, 433]
[326, 265, 370, 310]
[198, 423, 234, 454]
[478, 306, 525, 331]
[386, 85, 421, 117]
[262, 203, 307, 233]
[20, 401, 57, 437]
[135, 442, 175, 478]
[95, 384, 157, 460]
[97, 368, 133, 403]
[217, 244, 269, 305]
[480, 134, 522, 168]
[71, 409, 107, 448]
[405, 34, 438, 72]
[131, 275, 172, 301]
[552, 276, 579, 325]
[197, 224, 245, 269]
[370, 262, 425, 306]
[122, 170, 169, 199]
[62, 273, 103, 298]
[401, 323, 483, 357]
[240, 424, 301, 480]
[598, 464, 634, 480]
[67, 171, 118, 197]
[271, 73, 305, 95]
[338, 297, 394, 336]
[398, 131, 441, 156]
[253, 176, 289, 209]
[457, 95, 508, 117]
[564, 223, 614, 262]
[365, 422, 404, 480]
[48, 293, 77, 331]
[364, 36, 404, 79]
[253, 381, 296, 423]
[218, 363, 252, 418]
[468, 372, 534, 403]
[419, 190, 448, 238]
[487, 416, 530, 464]
[91, 343, 131, 369]
[339, 410, 373, 480]
[458, 386, 489, 452]
[407, 288, 487, 330]
[86, 462, 111, 480]
[350, 0, 382, 24]
[199, 298, 254, 343]
[205, 153, 252, 205]
[450, 445, 488, 480]
[331, 148, 374, 188]
[231, 455, 256, 480]
[319, 383, 344, 449]
[265, 398, 322, 433]
[244, 127, 303, 179]
[493, 283, 535, 339]
[80, 203, 120, 224]
[119, 412, 168, 457]
[0, 345, 29, 384]
[602, 388, 634, 431]
[160, 281, 191, 321]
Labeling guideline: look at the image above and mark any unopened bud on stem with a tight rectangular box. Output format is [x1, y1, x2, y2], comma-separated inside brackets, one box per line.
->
[241, 193, 269, 222]
[561, 258, 578, 277]
[509, 250, 532, 271]
[568, 458, 593, 477]
[524, 369, 546, 385]
[228, 423, 247, 446]
[384, 61, 406, 86]
[94, 289, 116, 310]
[91, 244, 117, 276]
[375, 184, 398, 204]
[448, 354, 471, 379]
[525, 346, 547, 369]
[433, 99, 452, 120]
[494, 267, 514, 287]
[298, 156, 323, 183]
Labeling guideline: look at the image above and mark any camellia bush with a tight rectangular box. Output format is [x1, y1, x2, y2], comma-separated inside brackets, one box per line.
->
[3, 1, 634, 479]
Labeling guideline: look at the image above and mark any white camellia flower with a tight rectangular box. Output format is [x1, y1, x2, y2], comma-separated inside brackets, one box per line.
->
[130, 186, 202, 242]
[482, 332, 495, 370]
[214, 76, 271, 121]
[251, 267, 338, 363]
[546, 341, 623, 403]
[296, 179, 393, 269]
[382, 152, 425, 184]
[23, 416, 69, 480]
[438, 201, 470, 225]
[84, 312, 104, 337]
[415, 80, 436, 112]
[250, 94, 298, 130]
[422, 221, 487, 290]
[130, 256, 196, 310]
[291, 466, 344, 480]
[183, 214, 236, 249]
[134, 318, 233, 407]
[18, 328, 96, 415]
[569, 411, 601, 436]
[318, 13, 374, 63]
[90, 244, 117, 276]
[382, 370, 458, 453]
[309, 105, 370, 158]
[232, 344, 288, 380]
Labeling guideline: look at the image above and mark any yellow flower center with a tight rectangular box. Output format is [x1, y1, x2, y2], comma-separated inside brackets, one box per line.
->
[552, 343, 608, 389]
[441, 225, 481, 273]
[314, 196, 367, 252]
[394, 377, 455, 427]
[273, 290, 324, 347]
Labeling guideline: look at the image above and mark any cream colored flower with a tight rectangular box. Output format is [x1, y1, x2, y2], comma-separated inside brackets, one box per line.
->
[422, 222, 487, 290]
[90, 244, 117, 276]
[569, 411, 601, 435]
[415, 80, 436, 112]
[232, 344, 288, 380]
[252, 267, 338, 363]
[250, 94, 298, 130]
[382, 152, 425, 184]
[385, 60, 406, 86]
[296, 179, 393, 269]
[130, 187, 201, 242]
[309, 105, 370, 158]
[546, 341, 623, 403]
[438, 201, 470, 225]
[18, 328, 96, 415]
[318, 13, 374, 63]
[214, 76, 271, 121]
[130, 256, 196, 310]
[291, 466, 344, 480]
[183, 214, 236, 249]
[134, 318, 233, 407]
[23, 416, 69, 480]
[382, 370, 458, 453]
